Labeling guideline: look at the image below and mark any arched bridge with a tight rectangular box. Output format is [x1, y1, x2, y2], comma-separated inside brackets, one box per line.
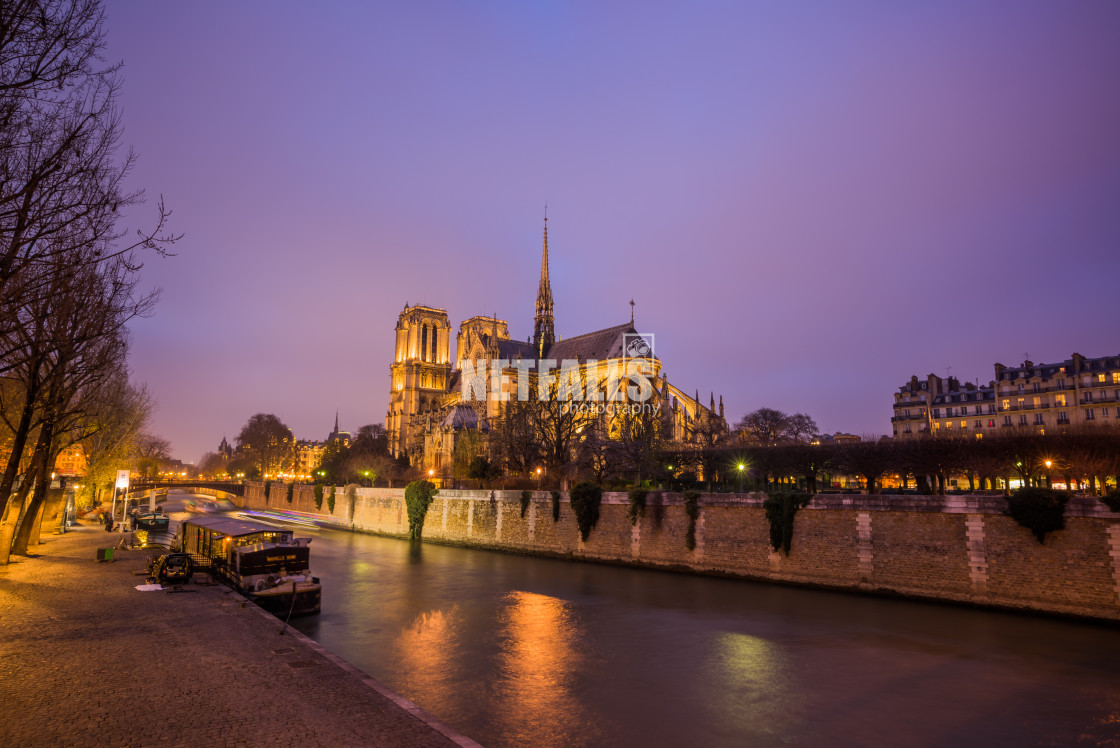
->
[125, 480, 246, 498]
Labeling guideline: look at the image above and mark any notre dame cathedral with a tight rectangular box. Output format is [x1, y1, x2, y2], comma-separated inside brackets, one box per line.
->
[386, 217, 726, 475]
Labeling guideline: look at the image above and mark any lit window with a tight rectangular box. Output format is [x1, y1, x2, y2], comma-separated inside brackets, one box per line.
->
[1098, 373, 1106, 383]
[1055, 394, 1066, 407]
[1113, 372, 1120, 384]
[1002, 399, 1010, 410]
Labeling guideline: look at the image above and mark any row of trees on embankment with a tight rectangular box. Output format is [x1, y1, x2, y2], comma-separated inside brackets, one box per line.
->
[653, 427, 1120, 495]
[0, 1, 176, 563]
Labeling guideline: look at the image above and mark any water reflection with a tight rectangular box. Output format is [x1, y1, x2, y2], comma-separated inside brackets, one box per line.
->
[291, 528, 1120, 748]
[394, 607, 461, 699]
[494, 591, 593, 746]
[709, 632, 801, 744]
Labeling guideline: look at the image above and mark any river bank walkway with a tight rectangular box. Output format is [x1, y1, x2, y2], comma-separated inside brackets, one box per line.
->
[0, 523, 478, 748]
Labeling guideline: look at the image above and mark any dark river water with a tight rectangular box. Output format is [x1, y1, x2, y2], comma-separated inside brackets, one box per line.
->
[288, 525, 1120, 747]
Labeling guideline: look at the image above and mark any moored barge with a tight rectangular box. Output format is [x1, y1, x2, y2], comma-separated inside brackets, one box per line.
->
[176, 515, 321, 615]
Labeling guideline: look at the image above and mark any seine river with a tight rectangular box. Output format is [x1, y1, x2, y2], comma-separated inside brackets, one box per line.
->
[289, 526, 1120, 747]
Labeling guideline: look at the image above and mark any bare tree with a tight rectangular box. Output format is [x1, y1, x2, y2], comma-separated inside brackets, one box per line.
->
[236, 413, 294, 479]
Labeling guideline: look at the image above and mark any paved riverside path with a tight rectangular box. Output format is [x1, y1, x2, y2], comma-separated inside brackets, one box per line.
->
[0, 524, 477, 748]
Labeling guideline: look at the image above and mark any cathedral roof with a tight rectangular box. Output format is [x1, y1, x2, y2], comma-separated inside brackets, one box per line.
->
[495, 338, 537, 360]
[547, 322, 645, 363]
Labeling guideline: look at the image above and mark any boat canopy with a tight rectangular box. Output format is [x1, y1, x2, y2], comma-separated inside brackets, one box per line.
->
[181, 515, 290, 538]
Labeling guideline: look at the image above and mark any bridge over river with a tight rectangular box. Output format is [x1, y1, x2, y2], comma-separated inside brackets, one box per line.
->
[124, 480, 245, 498]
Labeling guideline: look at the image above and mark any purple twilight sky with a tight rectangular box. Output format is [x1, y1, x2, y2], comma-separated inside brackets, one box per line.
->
[102, 2, 1120, 463]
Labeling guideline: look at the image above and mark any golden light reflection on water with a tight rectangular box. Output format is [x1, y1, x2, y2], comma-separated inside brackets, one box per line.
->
[394, 607, 460, 697]
[711, 632, 802, 739]
[494, 591, 593, 747]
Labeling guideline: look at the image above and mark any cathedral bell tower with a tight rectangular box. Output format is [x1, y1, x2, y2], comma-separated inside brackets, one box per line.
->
[532, 212, 555, 357]
[387, 304, 452, 458]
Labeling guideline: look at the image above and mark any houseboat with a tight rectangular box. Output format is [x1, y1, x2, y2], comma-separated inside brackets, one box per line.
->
[176, 515, 321, 615]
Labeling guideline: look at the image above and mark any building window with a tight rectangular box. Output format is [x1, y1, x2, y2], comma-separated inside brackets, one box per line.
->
[1018, 384, 1024, 394]
[975, 420, 983, 428]
[1034, 414, 1044, 425]
[1055, 394, 1066, 407]
[1057, 379, 1066, 388]
[960, 420, 967, 429]
[1002, 399, 1010, 410]
[1032, 383, 1040, 393]
[1003, 415, 1012, 426]
[932, 408, 940, 418]
[1085, 392, 1093, 403]
[1018, 414, 1028, 425]
[1098, 373, 1107, 383]
[988, 419, 995, 428]
[1086, 409, 1095, 420]
[1057, 412, 1069, 425]
[988, 404, 996, 414]
[1113, 372, 1120, 384]
[1033, 396, 1042, 408]
[1103, 407, 1110, 416]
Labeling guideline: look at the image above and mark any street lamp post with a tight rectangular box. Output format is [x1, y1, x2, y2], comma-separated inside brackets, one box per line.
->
[1044, 459, 1053, 489]
[737, 463, 745, 493]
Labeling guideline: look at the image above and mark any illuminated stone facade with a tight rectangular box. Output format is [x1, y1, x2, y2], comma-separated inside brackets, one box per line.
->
[386, 218, 727, 472]
[892, 353, 1120, 439]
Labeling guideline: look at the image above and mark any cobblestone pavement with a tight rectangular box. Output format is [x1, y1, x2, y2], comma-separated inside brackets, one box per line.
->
[0, 524, 478, 748]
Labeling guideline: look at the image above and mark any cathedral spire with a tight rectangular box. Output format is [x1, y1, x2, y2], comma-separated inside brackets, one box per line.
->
[533, 209, 555, 356]
[334, 411, 340, 433]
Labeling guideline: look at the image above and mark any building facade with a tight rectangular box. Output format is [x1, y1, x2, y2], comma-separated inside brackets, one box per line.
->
[892, 353, 1120, 439]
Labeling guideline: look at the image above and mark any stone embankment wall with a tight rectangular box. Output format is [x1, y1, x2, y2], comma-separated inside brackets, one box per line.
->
[240, 483, 1120, 622]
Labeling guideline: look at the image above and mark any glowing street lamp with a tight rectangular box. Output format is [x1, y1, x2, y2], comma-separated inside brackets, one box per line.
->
[737, 463, 745, 493]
